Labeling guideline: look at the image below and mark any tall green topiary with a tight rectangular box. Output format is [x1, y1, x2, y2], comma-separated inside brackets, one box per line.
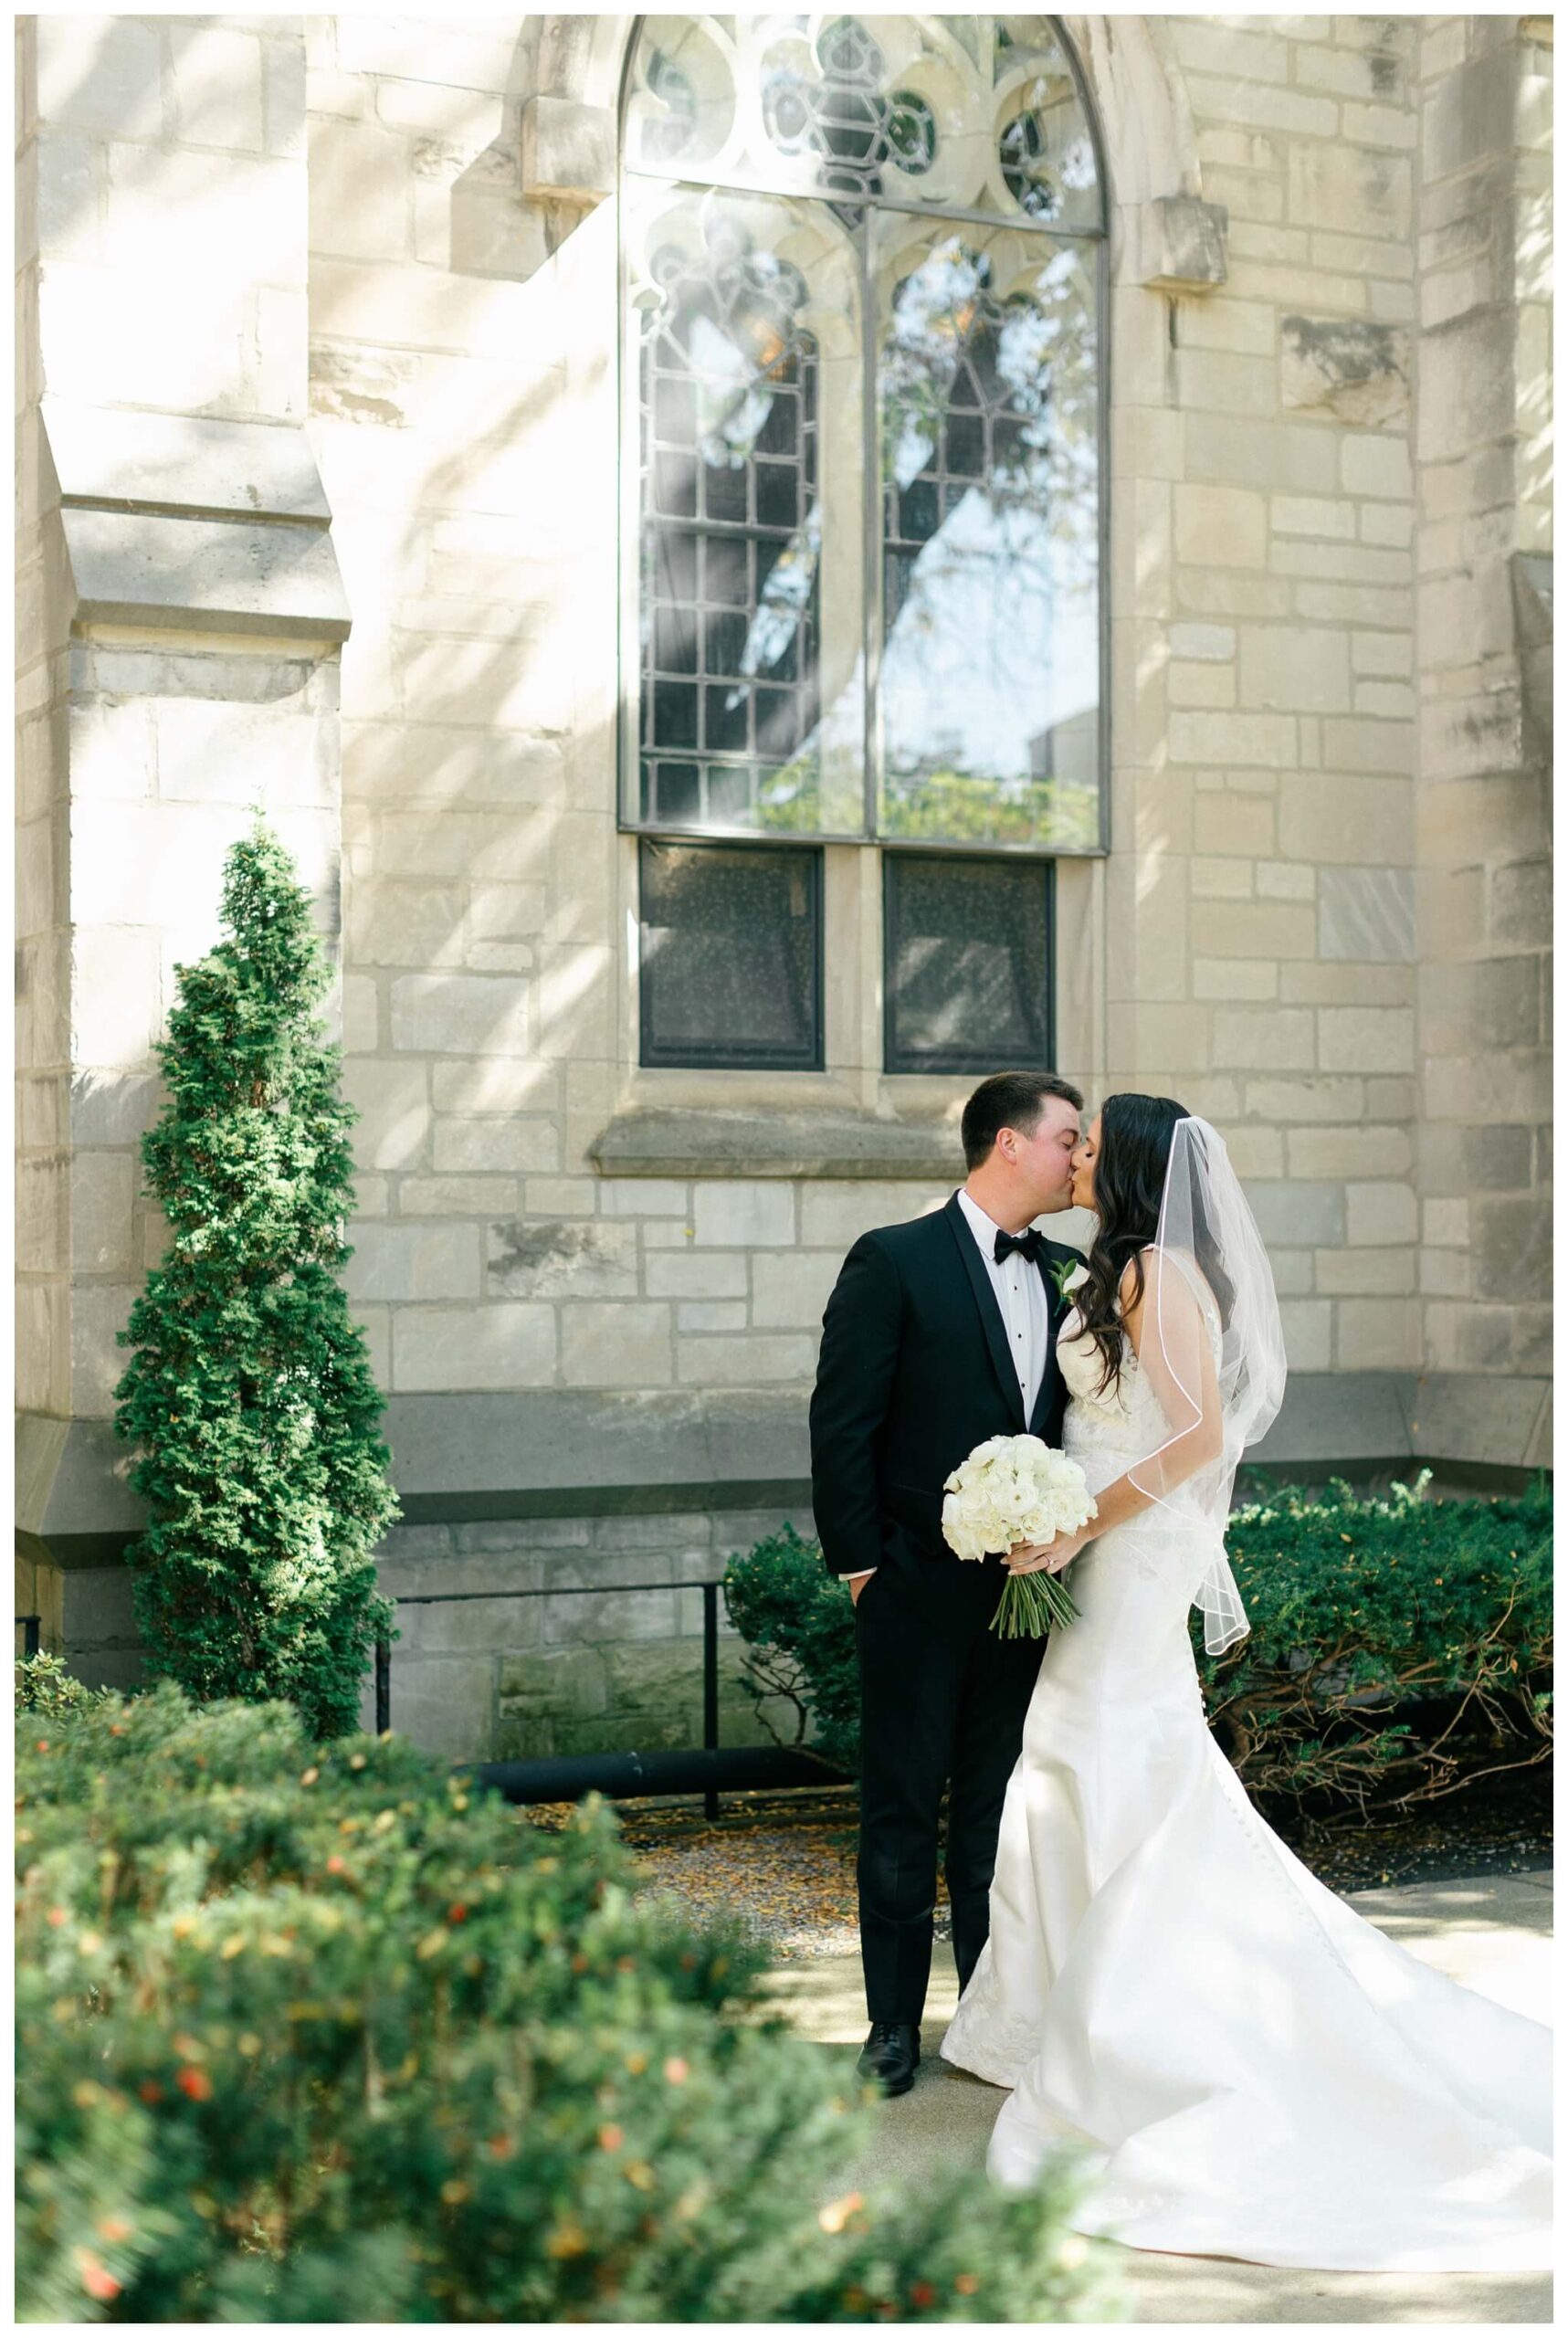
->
[111, 818, 398, 1739]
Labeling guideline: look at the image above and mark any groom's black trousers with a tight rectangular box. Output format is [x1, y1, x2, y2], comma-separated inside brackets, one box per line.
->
[855, 1551, 1045, 2025]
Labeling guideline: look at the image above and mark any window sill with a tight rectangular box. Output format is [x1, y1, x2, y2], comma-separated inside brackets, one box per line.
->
[589, 1107, 963, 1181]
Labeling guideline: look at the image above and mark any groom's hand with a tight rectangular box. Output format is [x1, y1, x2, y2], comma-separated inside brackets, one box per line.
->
[847, 1570, 875, 1606]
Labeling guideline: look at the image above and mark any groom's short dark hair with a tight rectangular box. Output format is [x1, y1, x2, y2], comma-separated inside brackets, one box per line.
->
[962, 1070, 1084, 1170]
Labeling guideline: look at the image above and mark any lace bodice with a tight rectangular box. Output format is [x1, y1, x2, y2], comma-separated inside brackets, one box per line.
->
[1057, 1306, 1139, 1428]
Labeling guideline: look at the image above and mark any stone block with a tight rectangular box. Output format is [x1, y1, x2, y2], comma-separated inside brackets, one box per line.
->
[397, 1175, 513, 1216]
[309, 115, 411, 262]
[692, 1182, 797, 1248]
[1334, 1300, 1418, 1370]
[1173, 483, 1267, 569]
[1214, 1009, 1315, 1070]
[1319, 1009, 1415, 1074]
[1168, 711, 1297, 768]
[678, 1301, 745, 1333]
[1419, 1248, 1470, 1299]
[1470, 1195, 1552, 1305]
[68, 929, 162, 1069]
[1243, 1180, 1347, 1247]
[1344, 1180, 1419, 1247]
[383, 1654, 497, 1762]
[676, 1333, 818, 1386]
[345, 881, 469, 970]
[69, 1281, 136, 1417]
[1318, 868, 1415, 963]
[521, 93, 615, 203]
[432, 1117, 559, 1174]
[154, 697, 334, 810]
[168, 22, 264, 152]
[1194, 960, 1278, 1003]
[526, 1178, 598, 1218]
[598, 1180, 689, 1219]
[1278, 775, 1410, 864]
[1238, 625, 1352, 712]
[1319, 1244, 1415, 1295]
[487, 1217, 637, 1301]
[1184, 72, 1338, 138]
[1170, 624, 1236, 662]
[390, 973, 531, 1058]
[62, 690, 158, 806]
[343, 1060, 429, 1173]
[342, 1220, 479, 1303]
[1281, 315, 1409, 426]
[1288, 142, 1410, 238]
[1194, 901, 1317, 959]
[1341, 433, 1413, 498]
[1279, 1300, 1332, 1371]
[38, 16, 163, 138]
[1420, 958, 1542, 1055]
[397, 1596, 542, 1658]
[1287, 1125, 1411, 1180]
[1422, 1198, 1469, 1248]
[1256, 863, 1317, 902]
[751, 1250, 843, 1329]
[542, 1587, 681, 1648]
[645, 1253, 748, 1301]
[392, 1302, 555, 1392]
[1194, 796, 1274, 855]
[560, 1303, 672, 1389]
[69, 1152, 135, 1273]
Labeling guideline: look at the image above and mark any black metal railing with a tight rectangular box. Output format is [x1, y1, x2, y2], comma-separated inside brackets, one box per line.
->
[374, 1578, 845, 1817]
[16, 1615, 41, 1659]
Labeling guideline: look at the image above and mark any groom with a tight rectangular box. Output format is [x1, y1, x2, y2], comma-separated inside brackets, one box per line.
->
[809, 1069, 1085, 2096]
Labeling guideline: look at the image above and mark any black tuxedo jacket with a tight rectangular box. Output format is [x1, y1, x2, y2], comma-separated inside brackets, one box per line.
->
[808, 1191, 1082, 1581]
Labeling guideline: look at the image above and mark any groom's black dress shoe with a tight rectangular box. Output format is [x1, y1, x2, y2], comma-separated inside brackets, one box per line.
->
[857, 2021, 921, 2097]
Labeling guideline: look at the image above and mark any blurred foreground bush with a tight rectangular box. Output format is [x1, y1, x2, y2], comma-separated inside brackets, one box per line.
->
[15, 1680, 1117, 2324]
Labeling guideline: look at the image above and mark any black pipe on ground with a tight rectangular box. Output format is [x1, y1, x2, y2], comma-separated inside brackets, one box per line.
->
[464, 1743, 850, 1804]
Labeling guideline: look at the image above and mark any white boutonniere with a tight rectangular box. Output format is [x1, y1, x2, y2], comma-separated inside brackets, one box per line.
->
[1050, 1257, 1089, 1306]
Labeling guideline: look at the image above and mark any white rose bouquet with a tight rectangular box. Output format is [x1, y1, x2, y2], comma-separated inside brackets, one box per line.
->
[941, 1434, 1098, 1638]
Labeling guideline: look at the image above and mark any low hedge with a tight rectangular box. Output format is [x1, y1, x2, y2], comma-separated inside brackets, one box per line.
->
[722, 1475, 1552, 1817]
[15, 1679, 1117, 2324]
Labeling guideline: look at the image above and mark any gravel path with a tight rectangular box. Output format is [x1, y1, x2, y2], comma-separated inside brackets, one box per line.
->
[531, 1772, 1552, 1958]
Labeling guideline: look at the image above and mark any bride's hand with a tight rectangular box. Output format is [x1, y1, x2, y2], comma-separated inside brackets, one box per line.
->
[1006, 1529, 1087, 1576]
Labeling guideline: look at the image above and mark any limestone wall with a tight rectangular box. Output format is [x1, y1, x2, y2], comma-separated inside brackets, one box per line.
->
[14, 14, 1552, 1752]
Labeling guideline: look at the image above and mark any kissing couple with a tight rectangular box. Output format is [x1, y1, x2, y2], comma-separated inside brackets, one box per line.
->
[808, 1069, 1551, 2271]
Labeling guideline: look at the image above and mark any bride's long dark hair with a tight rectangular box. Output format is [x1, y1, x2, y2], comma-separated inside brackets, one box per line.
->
[1079, 1092, 1235, 1399]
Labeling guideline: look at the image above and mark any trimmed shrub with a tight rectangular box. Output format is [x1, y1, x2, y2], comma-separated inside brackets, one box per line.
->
[723, 1523, 859, 1775]
[16, 1687, 1119, 2324]
[110, 821, 398, 1739]
[724, 1477, 1552, 1816]
[1207, 1471, 1552, 1815]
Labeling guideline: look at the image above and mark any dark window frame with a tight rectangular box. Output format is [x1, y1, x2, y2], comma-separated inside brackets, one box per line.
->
[637, 835, 826, 1072]
[881, 848, 1057, 1078]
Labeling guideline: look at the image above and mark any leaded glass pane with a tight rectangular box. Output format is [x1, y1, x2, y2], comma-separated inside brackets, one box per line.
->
[883, 852, 1054, 1073]
[626, 183, 866, 837]
[874, 216, 1100, 850]
[639, 838, 823, 1069]
[624, 16, 1101, 234]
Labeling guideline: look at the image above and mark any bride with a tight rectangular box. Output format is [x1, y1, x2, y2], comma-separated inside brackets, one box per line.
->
[939, 1095, 1552, 2272]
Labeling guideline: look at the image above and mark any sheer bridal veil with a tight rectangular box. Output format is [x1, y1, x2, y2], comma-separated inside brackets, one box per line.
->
[1125, 1117, 1289, 1655]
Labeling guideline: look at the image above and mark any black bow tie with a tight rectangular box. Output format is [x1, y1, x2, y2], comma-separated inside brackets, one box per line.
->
[994, 1227, 1045, 1268]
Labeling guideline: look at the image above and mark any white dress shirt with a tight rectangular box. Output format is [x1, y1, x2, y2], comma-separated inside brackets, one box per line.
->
[954, 1186, 1053, 1424]
[846, 1190, 1054, 1587]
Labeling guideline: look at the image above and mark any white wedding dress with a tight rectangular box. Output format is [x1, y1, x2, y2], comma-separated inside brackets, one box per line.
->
[940, 1301, 1553, 2272]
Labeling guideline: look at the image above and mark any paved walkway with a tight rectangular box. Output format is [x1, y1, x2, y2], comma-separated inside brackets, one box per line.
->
[760, 1870, 1553, 2325]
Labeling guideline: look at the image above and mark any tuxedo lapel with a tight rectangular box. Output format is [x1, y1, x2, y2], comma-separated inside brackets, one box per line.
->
[942, 1193, 1026, 1431]
[1026, 1243, 1076, 1438]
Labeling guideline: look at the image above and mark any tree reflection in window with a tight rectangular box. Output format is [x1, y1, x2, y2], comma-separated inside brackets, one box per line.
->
[623, 16, 1106, 855]
[638, 219, 825, 832]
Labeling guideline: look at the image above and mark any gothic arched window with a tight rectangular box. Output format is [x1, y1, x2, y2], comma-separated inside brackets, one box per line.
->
[620, 16, 1106, 1071]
